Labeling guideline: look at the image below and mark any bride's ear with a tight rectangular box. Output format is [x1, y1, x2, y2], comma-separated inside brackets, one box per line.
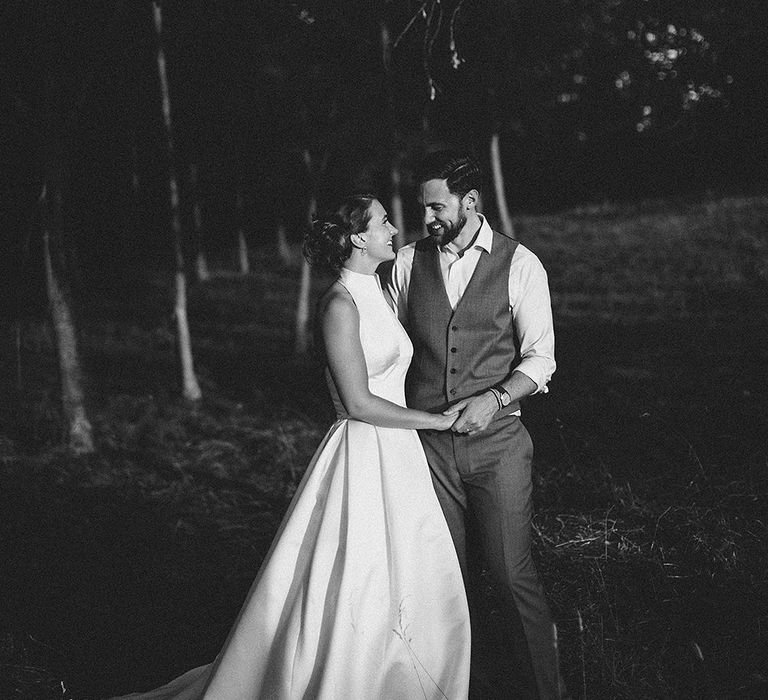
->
[350, 233, 367, 250]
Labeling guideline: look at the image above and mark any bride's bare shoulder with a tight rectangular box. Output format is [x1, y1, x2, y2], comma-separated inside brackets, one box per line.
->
[318, 281, 357, 323]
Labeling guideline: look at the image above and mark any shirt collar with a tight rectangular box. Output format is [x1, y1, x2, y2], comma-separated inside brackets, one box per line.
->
[443, 214, 493, 256]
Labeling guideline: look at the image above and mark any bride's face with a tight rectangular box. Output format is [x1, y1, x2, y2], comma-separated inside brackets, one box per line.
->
[361, 199, 397, 263]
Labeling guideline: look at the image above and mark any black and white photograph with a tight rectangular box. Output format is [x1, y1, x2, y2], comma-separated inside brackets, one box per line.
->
[1, 1, 766, 698]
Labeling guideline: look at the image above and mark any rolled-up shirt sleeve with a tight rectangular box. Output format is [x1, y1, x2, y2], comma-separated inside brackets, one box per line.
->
[509, 245, 556, 393]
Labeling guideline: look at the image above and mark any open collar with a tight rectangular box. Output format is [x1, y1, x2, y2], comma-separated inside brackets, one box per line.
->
[442, 215, 493, 256]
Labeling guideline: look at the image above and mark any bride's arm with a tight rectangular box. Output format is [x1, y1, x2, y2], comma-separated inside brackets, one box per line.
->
[322, 289, 455, 431]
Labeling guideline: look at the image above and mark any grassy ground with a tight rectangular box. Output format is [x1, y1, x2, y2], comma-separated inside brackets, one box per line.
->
[1, 195, 767, 699]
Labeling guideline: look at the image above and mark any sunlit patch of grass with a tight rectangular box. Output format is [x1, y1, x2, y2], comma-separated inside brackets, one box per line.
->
[518, 195, 768, 323]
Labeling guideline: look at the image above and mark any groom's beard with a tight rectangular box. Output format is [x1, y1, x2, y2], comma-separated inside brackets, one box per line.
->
[428, 210, 467, 246]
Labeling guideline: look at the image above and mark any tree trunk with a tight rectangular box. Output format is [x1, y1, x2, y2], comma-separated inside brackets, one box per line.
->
[294, 149, 319, 355]
[379, 19, 407, 249]
[154, 0, 201, 402]
[389, 158, 406, 249]
[195, 253, 210, 281]
[489, 131, 515, 238]
[294, 255, 312, 355]
[294, 196, 313, 355]
[190, 163, 210, 281]
[41, 185, 95, 454]
[195, 250, 210, 281]
[277, 220, 293, 267]
[237, 230, 250, 275]
[174, 266, 200, 401]
[235, 191, 250, 275]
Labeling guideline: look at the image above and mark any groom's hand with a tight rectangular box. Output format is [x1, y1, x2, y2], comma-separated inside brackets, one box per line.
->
[445, 392, 499, 435]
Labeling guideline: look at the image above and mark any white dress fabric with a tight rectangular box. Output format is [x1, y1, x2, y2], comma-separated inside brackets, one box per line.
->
[110, 267, 470, 700]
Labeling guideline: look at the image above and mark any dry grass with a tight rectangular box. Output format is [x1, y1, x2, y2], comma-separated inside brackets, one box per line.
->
[1, 194, 767, 698]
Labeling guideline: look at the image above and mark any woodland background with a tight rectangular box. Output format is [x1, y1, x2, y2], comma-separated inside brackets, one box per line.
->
[1, 1, 767, 698]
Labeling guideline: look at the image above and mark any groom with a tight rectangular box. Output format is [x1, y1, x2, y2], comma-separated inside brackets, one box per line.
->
[388, 151, 565, 699]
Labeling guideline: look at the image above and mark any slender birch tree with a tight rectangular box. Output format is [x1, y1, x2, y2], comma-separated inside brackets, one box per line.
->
[153, 0, 202, 402]
[379, 17, 407, 250]
[489, 131, 515, 238]
[12, 0, 139, 453]
[294, 252, 312, 356]
[189, 163, 211, 282]
[294, 148, 327, 356]
[277, 220, 294, 268]
[40, 176, 95, 455]
[235, 191, 250, 275]
[12, 1, 107, 454]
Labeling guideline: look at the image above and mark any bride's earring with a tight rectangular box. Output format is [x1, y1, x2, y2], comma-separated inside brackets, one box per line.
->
[351, 233, 367, 255]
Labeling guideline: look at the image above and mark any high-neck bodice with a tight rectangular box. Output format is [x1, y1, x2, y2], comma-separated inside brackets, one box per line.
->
[325, 268, 413, 418]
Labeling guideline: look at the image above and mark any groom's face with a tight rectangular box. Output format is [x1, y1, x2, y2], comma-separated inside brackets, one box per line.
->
[420, 178, 466, 247]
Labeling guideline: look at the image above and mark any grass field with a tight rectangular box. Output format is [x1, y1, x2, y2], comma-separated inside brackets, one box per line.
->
[1, 195, 767, 699]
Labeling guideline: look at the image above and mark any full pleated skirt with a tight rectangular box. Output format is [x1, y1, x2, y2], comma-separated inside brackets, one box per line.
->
[110, 419, 470, 699]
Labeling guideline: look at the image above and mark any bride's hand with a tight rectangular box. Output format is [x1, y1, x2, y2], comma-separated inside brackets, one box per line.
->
[431, 406, 461, 431]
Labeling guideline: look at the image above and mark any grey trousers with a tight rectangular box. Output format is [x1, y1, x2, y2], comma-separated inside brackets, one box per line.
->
[418, 414, 563, 700]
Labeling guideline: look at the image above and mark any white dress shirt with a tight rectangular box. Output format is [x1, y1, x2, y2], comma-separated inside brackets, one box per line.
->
[388, 215, 556, 395]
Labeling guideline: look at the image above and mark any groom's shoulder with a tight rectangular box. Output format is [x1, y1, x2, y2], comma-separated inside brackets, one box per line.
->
[509, 241, 549, 277]
[491, 228, 518, 249]
[492, 226, 515, 240]
[395, 241, 418, 264]
[513, 241, 541, 262]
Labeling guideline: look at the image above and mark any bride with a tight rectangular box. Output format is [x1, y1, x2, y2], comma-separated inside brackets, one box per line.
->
[109, 194, 471, 699]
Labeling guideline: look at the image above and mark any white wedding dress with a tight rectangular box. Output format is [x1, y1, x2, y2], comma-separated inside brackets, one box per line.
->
[110, 267, 470, 699]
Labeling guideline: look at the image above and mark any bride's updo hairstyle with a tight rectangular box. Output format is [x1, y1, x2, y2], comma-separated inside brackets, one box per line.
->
[303, 194, 376, 276]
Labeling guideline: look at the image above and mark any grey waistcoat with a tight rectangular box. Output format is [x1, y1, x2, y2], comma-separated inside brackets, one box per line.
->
[405, 230, 521, 414]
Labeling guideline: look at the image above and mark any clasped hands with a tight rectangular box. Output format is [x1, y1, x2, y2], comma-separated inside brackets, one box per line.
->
[442, 391, 500, 435]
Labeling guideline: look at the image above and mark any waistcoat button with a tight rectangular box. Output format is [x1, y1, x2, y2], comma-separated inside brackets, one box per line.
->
[450, 347, 457, 353]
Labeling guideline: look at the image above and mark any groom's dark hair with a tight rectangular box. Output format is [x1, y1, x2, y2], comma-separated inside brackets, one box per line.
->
[416, 150, 483, 199]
